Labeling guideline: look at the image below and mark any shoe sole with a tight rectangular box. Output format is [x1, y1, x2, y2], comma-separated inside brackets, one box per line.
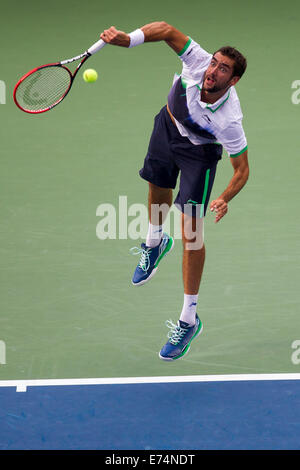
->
[158, 322, 203, 362]
[132, 236, 175, 287]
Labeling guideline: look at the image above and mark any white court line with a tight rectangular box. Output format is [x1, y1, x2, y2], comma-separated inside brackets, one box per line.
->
[0, 373, 300, 392]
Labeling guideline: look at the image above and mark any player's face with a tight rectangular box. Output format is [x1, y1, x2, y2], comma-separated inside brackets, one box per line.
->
[203, 53, 237, 93]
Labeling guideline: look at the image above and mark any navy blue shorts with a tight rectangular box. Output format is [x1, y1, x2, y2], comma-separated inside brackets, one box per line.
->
[139, 106, 223, 217]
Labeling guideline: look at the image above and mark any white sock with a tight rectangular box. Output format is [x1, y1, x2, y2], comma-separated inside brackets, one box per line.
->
[179, 294, 198, 326]
[146, 222, 163, 248]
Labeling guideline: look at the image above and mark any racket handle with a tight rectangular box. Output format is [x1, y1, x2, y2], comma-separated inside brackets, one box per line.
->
[87, 39, 107, 55]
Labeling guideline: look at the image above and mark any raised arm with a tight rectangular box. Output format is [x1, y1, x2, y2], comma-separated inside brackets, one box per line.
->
[100, 22, 189, 54]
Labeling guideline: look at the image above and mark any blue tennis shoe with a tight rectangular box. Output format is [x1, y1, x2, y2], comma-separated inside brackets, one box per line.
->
[131, 233, 174, 286]
[159, 314, 203, 361]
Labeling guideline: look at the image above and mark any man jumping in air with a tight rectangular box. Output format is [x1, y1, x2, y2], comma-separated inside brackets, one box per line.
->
[100, 22, 249, 361]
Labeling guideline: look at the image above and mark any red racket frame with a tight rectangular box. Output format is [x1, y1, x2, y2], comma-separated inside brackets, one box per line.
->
[13, 56, 88, 114]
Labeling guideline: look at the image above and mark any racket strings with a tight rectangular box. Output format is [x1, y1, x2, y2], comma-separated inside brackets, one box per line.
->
[15, 66, 71, 112]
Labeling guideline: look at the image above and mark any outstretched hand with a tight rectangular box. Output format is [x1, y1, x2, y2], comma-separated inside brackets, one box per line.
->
[100, 26, 130, 47]
[210, 198, 228, 223]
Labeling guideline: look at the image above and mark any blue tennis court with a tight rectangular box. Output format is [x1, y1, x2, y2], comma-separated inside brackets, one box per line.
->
[1, 375, 300, 450]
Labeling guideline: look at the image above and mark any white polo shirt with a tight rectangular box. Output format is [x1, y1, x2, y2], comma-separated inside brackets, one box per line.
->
[167, 38, 248, 157]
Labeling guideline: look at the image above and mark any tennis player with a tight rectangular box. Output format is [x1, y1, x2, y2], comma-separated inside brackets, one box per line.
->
[100, 22, 249, 361]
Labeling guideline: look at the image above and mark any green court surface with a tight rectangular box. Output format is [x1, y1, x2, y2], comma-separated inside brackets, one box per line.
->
[0, 0, 299, 381]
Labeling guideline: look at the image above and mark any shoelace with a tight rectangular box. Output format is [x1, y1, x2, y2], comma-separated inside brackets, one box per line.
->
[165, 320, 189, 345]
[130, 246, 152, 272]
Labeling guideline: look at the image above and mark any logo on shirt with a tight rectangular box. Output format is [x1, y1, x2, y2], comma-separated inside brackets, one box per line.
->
[187, 199, 199, 205]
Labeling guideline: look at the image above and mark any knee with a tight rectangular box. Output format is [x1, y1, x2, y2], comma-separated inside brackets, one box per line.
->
[182, 215, 204, 251]
[183, 237, 205, 252]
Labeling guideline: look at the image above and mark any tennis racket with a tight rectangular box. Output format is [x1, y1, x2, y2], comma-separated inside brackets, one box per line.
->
[13, 38, 107, 114]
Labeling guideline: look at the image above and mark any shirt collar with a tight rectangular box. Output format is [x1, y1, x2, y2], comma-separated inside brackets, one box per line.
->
[198, 82, 232, 112]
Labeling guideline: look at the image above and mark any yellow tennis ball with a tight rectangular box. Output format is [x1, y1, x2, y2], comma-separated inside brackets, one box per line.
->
[83, 69, 98, 83]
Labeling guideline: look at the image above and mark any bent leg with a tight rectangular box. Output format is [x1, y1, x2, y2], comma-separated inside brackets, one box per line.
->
[146, 182, 172, 247]
[148, 182, 172, 224]
[131, 182, 174, 286]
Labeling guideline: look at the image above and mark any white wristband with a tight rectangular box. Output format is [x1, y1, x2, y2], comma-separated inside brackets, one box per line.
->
[128, 29, 145, 48]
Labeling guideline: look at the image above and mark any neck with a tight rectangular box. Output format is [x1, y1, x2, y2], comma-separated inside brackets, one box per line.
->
[201, 86, 230, 104]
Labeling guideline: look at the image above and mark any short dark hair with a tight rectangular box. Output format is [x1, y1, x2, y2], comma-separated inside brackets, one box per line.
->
[214, 46, 247, 78]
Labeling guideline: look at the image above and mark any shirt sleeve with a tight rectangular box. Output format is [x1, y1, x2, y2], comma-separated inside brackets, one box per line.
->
[178, 38, 212, 81]
[215, 120, 248, 157]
